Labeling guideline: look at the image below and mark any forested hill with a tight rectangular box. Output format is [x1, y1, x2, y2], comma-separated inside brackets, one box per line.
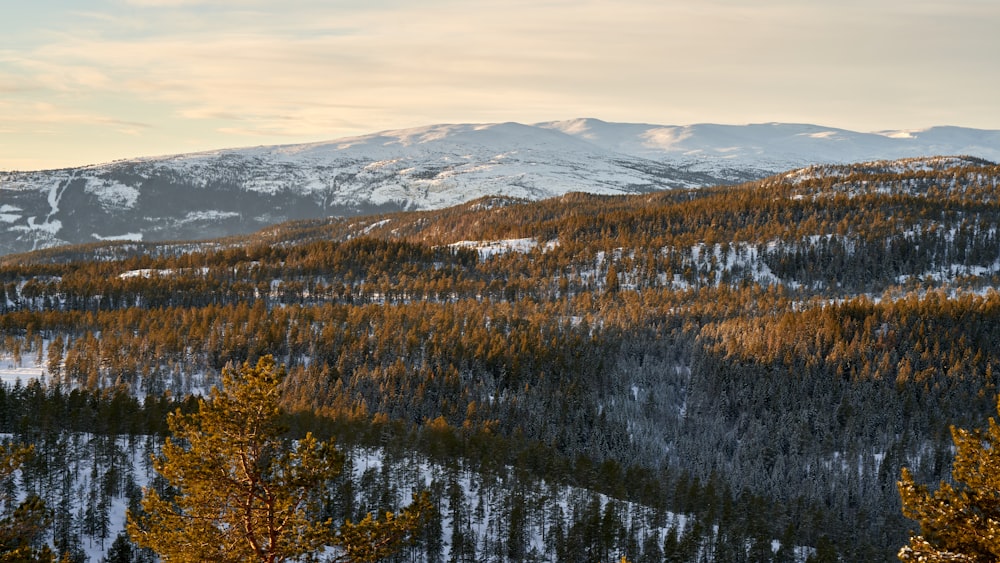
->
[2, 155, 1000, 560]
[10, 154, 1000, 298]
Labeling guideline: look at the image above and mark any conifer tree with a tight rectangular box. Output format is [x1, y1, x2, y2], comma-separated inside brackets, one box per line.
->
[0, 444, 55, 562]
[898, 396, 1000, 562]
[128, 355, 428, 562]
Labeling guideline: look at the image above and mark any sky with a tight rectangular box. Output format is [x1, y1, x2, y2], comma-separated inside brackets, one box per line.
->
[2, 0, 999, 171]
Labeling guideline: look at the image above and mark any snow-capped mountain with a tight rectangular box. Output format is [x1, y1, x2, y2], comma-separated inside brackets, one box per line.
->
[2, 119, 999, 256]
[540, 119, 1000, 176]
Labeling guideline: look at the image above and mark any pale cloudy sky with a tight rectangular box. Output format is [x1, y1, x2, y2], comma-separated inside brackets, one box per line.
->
[2, 0, 998, 171]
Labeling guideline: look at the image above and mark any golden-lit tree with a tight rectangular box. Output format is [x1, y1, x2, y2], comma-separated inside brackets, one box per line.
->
[898, 397, 1000, 562]
[128, 356, 428, 562]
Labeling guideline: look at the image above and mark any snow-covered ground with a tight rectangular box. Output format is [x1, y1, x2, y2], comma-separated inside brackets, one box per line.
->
[448, 237, 559, 259]
[0, 346, 46, 386]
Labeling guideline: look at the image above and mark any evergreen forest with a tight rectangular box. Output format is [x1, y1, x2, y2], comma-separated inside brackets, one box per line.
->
[1, 155, 999, 561]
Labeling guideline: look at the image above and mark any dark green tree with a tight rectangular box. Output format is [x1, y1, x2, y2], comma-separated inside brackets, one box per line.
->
[0, 444, 55, 562]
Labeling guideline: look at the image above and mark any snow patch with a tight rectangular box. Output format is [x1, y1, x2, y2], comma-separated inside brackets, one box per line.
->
[360, 219, 391, 235]
[85, 178, 140, 209]
[0, 348, 45, 386]
[24, 216, 62, 234]
[92, 232, 143, 242]
[180, 210, 241, 223]
[119, 267, 209, 279]
[119, 268, 172, 279]
[449, 238, 556, 259]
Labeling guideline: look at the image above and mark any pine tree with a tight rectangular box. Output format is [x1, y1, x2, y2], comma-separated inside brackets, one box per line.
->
[105, 532, 134, 563]
[46, 335, 64, 382]
[0, 444, 55, 562]
[605, 263, 620, 294]
[128, 355, 428, 562]
[898, 396, 1000, 562]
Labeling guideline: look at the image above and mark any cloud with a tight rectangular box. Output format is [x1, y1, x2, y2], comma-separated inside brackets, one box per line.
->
[121, 0, 242, 6]
[0, 99, 151, 129]
[2, 0, 999, 170]
[7, 2, 988, 125]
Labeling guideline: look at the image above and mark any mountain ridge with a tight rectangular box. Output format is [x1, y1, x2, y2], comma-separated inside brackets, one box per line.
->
[11, 118, 1000, 173]
[7, 154, 996, 268]
[2, 119, 999, 256]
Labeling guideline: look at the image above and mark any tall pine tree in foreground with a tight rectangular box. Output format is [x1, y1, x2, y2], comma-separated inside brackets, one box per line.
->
[128, 355, 428, 562]
[898, 396, 1000, 562]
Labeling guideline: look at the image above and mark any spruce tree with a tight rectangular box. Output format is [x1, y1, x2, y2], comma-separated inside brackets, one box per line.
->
[0, 444, 55, 562]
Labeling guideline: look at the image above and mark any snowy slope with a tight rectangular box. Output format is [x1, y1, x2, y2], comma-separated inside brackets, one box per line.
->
[540, 118, 1000, 178]
[1, 119, 999, 256]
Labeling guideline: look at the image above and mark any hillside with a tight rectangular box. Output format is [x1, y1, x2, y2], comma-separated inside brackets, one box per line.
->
[2, 119, 999, 256]
[1, 155, 1000, 560]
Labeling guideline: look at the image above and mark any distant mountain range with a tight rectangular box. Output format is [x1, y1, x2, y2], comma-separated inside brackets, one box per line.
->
[2, 118, 999, 256]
